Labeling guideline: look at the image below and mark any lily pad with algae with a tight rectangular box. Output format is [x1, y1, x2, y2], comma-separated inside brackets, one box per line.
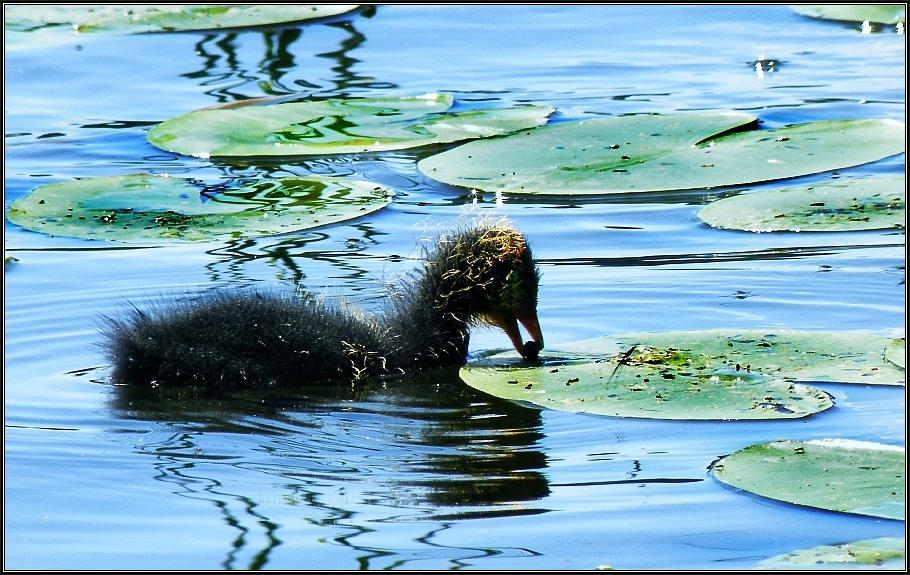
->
[461, 329, 906, 419]
[461, 337, 836, 421]
[147, 93, 554, 158]
[712, 439, 905, 520]
[555, 330, 906, 386]
[756, 536, 905, 570]
[697, 176, 905, 232]
[3, 5, 360, 35]
[7, 173, 393, 243]
[417, 114, 905, 195]
[790, 5, 906, 25]
[461, 356, 831, 420]
[885, 338, 905, 369]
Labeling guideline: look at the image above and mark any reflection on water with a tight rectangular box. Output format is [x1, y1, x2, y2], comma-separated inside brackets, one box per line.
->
[318, 20, 398, 93]
[200, 224, 396, 291]
[184, 7, 384, 104]
[110, 370, 549, 568]
[178, 148, 470, 288]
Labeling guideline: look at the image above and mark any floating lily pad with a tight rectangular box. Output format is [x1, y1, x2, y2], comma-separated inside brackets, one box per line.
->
[417, 114, 905, 194]
[713, 439, 905, 520]
[461, 355, 833, 421]
[147, 93, 554, 158]
[462, 329, 903, 419]
[791, 5, 906, 25]
[3, 5, 360, 34]
[7, 173, 393, 243]
[555, 330, 905, 386]
[757, 536, 905, 570]
[885, 338, 905, 369]
[697, 176, 905, 232]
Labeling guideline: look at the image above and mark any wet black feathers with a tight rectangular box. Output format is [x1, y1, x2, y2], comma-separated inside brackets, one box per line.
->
[101, 222, 539, 389]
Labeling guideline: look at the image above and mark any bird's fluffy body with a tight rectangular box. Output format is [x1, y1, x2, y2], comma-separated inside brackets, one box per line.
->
[102, 222, 543, 388]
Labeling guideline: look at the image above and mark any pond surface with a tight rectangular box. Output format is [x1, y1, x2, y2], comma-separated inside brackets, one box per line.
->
[4, 5, 905, 570]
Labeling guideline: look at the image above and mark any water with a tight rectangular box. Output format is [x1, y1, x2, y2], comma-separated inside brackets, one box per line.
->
[4, 5, 905, 570]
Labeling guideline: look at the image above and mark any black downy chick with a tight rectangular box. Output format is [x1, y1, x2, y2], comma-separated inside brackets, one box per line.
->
[101, 221, 544, 388]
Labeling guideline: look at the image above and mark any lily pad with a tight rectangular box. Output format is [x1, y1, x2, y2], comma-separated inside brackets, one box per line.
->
[7, 173, 393, 243]
[417, 114, 905, 194]
[462, 329, 904, 419]
[791, 5, 906, 25]
[461, 354, 832, 421]
[555, 330, 906, 386]
[697, 176, 905, 232]
[756, 536, 905, 570]
[147, 94, 554, 158]
[3, 5, 360, 34]
[712, 439, 905, 520]
[885, 338, 905, 369]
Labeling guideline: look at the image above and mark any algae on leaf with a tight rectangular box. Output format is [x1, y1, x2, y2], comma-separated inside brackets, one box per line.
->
[147, 94, 554, 158]
[7, 173, 393, 243]
[885, 338, 905, 369]
[461, 354, 832, 420]
[713, 439, 905, 520]
[417, 114, 905, 195]
[697, 176, 905, 232]
[756, 536, 905, 570]
[555, 330, 905, 386]
[461, 329, 903, 419]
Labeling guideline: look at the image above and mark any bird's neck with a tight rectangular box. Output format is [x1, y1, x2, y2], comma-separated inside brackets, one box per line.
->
[379, 260, 477, 373]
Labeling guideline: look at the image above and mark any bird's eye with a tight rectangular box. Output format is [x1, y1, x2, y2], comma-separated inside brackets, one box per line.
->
[498, 268, 527, 307]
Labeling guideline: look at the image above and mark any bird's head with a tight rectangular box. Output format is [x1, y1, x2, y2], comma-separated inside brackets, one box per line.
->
[428, 221, 544, 358]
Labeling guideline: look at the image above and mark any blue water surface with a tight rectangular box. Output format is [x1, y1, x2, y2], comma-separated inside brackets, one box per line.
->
[4, 5, 906, 570]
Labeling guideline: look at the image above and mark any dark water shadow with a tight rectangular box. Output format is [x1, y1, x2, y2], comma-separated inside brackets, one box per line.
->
[108, 369, 550, 569]
[538, 241, 907, 268]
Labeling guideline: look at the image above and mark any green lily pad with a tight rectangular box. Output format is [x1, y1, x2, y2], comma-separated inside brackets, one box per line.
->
[791, 5, 906, 25]
[885, 338, 905, 369]
[461, 355, 832, 421]
[147, 94, 554, 158]
[556, 330, 906, 386]
[7, 173, 393, 243]
[3, 5, 360, 34]
[697, 176, 905, 232]
[462, 329, 904, 419]
[713, 439, 905, 520]
[417, 114, 905, 194]
[757, 536, 905, 570]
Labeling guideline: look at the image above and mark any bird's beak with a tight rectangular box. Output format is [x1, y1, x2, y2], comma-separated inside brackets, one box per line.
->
[490, 308, 544, 357]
